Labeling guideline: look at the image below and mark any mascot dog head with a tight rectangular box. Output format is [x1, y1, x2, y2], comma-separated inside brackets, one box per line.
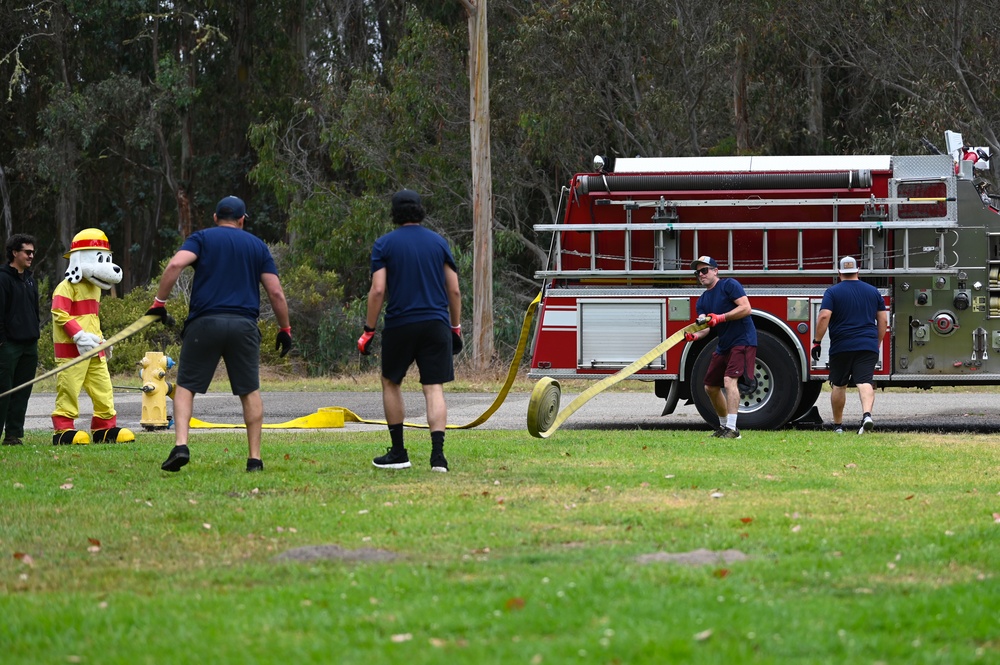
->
[64, 229, 123, 290]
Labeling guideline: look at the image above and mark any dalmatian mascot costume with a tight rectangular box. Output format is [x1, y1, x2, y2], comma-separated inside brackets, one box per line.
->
[51, 229, 135, 445]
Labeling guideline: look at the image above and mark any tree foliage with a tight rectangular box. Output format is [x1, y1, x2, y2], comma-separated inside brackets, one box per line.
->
[3, 0, 999, 373]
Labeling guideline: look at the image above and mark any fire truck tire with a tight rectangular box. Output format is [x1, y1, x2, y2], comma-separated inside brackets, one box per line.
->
[690, 331, 802, 430]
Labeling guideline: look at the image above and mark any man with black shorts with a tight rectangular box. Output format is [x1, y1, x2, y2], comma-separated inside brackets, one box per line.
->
[150, 195, 292, 472]
[357, 189, 462, 472]
[686, 256, 757, 439]
[812, 256, 887, 434]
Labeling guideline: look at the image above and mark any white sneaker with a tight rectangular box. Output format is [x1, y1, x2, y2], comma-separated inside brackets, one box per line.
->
[858, 414, 874, 435]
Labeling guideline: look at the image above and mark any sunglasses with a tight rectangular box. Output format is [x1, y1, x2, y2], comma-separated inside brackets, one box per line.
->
[693, 267, 712, 275]
[19, 249, 34, 256]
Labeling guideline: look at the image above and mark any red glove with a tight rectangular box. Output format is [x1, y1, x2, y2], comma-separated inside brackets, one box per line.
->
[357, 326, 376, 355]
[705, 312, 726, 327]
[684, 332, 696, 342]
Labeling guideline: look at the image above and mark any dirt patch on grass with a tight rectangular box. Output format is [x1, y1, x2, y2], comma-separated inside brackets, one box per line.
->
[635, 548, 750, 566]
[274, 544, 398, 563]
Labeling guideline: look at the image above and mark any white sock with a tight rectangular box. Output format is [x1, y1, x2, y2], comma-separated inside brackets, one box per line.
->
[726, 414, 738, 429]
[719, 417, 726, 427]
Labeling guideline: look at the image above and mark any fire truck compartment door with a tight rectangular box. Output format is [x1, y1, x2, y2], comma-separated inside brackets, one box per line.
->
[578, 300, 666, 369]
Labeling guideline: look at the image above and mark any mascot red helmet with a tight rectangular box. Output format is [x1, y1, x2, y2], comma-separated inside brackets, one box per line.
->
[64, 229, 112, 259]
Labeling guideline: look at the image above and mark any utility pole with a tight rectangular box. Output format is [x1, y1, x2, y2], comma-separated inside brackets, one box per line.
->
[460, 0, 494, 368]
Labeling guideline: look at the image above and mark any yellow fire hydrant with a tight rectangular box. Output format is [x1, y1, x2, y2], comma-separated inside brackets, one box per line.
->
[139, 351, 175, 430]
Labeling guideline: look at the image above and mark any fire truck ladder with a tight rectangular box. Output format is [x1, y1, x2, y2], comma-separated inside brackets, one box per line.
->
[534, 193, 958, 278]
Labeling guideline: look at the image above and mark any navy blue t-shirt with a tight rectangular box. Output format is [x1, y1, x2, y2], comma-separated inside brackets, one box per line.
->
[696, 277, 757, 352]
[820, 279, 886, 354]
[180, 226, 278, 322]
[371, 225, 457, 329]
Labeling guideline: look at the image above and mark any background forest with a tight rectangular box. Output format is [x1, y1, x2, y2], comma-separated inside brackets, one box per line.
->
[2, 0, 999, 374]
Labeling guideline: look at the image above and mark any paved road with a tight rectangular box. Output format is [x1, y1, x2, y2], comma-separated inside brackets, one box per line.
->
[20, 388, 1000, 435]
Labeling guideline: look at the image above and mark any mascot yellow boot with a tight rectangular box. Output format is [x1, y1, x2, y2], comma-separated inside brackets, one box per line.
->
[51, 229, 135, 445]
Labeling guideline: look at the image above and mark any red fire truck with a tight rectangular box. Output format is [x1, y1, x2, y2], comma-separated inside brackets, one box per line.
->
[528, 137, 1000, 429]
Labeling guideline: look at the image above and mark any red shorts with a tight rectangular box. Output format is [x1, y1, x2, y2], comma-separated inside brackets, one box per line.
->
[704, 345, 757, 388]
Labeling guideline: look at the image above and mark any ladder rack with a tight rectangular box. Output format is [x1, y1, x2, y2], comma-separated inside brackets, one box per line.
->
[534, 195, 958, 279]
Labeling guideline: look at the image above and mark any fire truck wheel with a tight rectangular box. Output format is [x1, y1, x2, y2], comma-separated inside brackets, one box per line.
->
[690, 331, 802, 430]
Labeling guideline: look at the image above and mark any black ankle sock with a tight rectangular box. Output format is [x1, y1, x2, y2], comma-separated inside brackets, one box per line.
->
[388, 423, 405, 451]
[431, 430, 445, 452]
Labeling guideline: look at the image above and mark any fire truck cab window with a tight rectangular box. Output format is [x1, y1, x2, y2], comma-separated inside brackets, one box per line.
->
[898, 181, 947, 219]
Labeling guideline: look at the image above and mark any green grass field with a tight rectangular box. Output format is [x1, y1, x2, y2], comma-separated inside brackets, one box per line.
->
[2, 427, 998, 664]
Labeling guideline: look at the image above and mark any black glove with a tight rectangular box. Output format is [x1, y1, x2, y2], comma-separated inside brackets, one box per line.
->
[276, 328, 292, 358]
[811, 341, 822, 362]
[451, 330, 463, 355]
[145, 305, 175, 327]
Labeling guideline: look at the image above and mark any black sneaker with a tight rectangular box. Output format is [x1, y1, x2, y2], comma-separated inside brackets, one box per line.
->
[711, 426, 728, 438]
[161, 445, 190, 472]
[430, 450, 448, 473]
[247, 458, 263, 472]
[832, 424, 844, 434]
[859, 414, 874, 434]
[373, 447, 410, 469]
[719, 427, 742, 439]
[2, 437, 23, 446]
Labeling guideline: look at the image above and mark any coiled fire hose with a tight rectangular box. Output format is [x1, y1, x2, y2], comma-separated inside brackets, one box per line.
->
[526, 319, 708, 438]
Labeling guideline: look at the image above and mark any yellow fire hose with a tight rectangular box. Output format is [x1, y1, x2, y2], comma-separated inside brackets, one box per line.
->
[190, 292, 544, 430]
[0, 314, 161, 400]
[5, 296, 707, 435]
[525, 320, 707, 438]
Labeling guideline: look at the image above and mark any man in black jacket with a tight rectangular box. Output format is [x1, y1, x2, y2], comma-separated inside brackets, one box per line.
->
[0, 234, 40, 446]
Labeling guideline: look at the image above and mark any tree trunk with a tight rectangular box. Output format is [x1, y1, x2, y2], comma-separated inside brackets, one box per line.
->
[0, 162, 11, 239]
[55, 166, 76, 278]
[466, 0, 494, 369]
[733, 37, 749, 153]
[806, 48, 823, 154]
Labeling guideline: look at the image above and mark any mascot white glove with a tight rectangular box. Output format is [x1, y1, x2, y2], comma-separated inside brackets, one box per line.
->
[72, 330, 103, 355]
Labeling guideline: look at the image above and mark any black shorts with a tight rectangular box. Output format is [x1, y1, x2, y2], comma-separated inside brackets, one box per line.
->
[381, 320, 454, 385]
[177, 314, 262, 395]
[828, 350, 878, 387]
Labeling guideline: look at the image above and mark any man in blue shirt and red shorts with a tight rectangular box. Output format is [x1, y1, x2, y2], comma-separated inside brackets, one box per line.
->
[686, 256, 758, 439]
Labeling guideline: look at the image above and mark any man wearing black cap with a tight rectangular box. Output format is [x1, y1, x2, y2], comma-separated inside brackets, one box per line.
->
[811, 256, 887, 434]
[357, 189, 462, 472]
[150, 195, 292, 473]
[685, 256, 757, 439]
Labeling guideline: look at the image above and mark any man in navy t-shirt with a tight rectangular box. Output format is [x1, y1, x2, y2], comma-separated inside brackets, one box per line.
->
[686, 256, 757, 439]
[357, 189, 462, 472]
[149, 195, 292, 473]
[812, 256, 887, 434]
